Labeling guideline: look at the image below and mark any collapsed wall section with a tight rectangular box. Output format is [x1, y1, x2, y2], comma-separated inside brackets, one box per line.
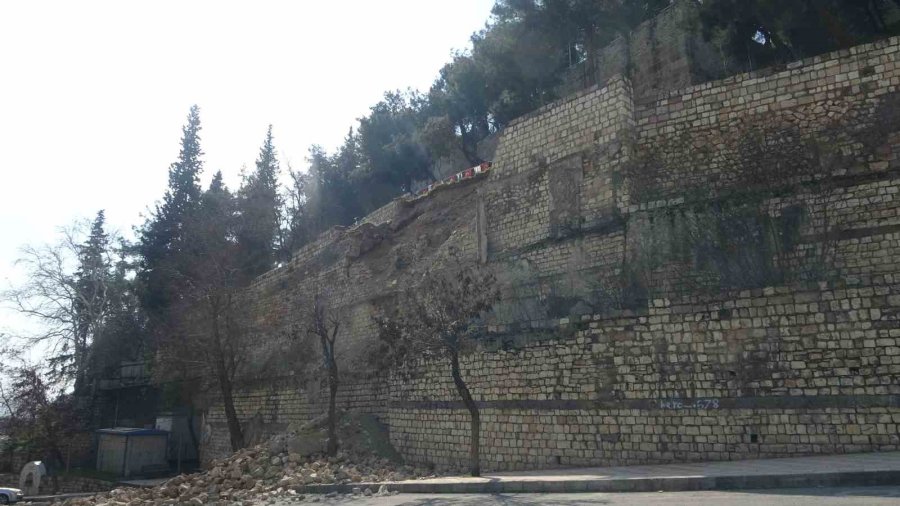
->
[201, 179, 484, 461]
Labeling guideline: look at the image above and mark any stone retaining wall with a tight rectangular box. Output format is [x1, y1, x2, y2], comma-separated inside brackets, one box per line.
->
[201, 35, 900, 472]
[389, 280, 900, 470]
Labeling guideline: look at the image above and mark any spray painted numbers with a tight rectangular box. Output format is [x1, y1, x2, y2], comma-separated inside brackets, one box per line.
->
[658, 398, 720, 410]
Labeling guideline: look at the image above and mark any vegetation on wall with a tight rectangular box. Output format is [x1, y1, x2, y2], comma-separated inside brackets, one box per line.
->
[699, 0, 900, 73]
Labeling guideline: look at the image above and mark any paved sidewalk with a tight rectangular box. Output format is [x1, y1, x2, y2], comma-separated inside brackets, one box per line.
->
[300, 452, 900, 494]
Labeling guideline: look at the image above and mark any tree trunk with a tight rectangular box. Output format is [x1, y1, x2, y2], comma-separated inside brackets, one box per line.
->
[218, 369, 245, 452]
[449, 351, 480, 477]
[326, 359, 339, 456]
[313, 294, 341, 456]
[187, 403, 200, 461]
[459, 124, 484, 166]
[212, 301, 244, 452]
[72, 338, 87, 395]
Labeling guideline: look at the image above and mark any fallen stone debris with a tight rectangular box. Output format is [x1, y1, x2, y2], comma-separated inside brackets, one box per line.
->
[57, 414, 433, 506]
[57, 440, 428, 505]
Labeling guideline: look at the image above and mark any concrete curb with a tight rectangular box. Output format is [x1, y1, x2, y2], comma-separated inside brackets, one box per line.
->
[298, 470, 900, 495]
[22, 492, 96, 503]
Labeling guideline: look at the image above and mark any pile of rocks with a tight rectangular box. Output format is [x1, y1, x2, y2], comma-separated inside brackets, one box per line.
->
[57, 445, 429, 505]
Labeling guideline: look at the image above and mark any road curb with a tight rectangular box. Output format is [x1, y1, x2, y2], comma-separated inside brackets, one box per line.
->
[298, 470, 900, 495]
[22, 492, 96, 503]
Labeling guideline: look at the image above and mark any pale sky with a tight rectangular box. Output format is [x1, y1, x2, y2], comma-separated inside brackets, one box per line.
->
[0, 0, 495, 344]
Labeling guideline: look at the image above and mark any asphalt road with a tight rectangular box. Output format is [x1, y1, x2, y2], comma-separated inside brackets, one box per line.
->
[260, 486, 900, 505]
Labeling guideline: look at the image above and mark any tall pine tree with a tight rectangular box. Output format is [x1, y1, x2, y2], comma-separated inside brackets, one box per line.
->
[72, 210, 113, 393]
[137, 105, 204, 316]
[236, 125, 282, 277]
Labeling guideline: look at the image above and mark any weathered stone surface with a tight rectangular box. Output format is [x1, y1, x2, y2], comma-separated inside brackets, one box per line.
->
[286, 432, 325, 458]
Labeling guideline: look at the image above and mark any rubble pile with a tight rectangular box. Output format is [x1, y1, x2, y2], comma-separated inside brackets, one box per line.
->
[59, 448, 426, 505]
[58, 430, 431, 505]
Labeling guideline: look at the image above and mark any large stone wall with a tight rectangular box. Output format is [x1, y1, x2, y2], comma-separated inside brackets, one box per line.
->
[391, 280, 900, 469]
[631, 37, 900, 204]
[484, 76, 632, 256]
[201, 35, 900, 471]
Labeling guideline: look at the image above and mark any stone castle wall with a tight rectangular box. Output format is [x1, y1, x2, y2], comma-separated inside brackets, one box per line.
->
[202, 35, 900, 471]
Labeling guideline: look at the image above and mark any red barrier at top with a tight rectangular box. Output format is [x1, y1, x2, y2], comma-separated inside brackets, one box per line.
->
[416, 161, 492, 196]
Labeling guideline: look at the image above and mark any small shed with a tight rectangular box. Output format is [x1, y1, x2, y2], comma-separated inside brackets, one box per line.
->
[96, 428, 168, 477]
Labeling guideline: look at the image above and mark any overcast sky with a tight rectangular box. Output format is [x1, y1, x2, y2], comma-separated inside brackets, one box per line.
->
[0, 0, 495, 343]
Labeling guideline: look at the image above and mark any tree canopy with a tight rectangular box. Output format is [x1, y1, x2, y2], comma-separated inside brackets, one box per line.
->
[282, 0, 900, 256]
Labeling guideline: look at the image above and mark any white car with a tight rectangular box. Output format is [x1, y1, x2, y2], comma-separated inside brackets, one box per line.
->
[0, 487, 22, 504]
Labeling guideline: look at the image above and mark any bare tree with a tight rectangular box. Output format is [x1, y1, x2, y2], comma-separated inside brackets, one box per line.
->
[167, 288, 249, 453]
[374, 266, 498, 477]
[311, 291, 341, 456]
[2, 214, 115, 391]
[285, 287, 344, 456]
